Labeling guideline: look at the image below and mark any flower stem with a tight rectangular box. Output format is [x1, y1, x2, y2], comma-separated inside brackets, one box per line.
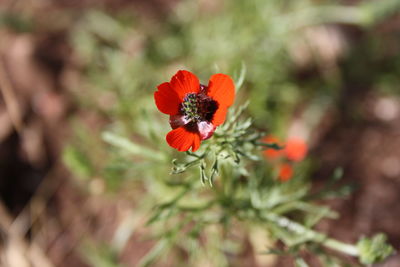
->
[263, 213, 359, 257]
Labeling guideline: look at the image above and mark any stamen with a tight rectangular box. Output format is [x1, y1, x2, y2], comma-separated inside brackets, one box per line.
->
[181, 90, 218, 123]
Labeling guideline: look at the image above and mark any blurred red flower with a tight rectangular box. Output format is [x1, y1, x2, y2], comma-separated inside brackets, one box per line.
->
[154, 70, 235, 152]
[278, 163, 293, 182]
[285, 138, 308, 162]
[262, 136, 307, 182]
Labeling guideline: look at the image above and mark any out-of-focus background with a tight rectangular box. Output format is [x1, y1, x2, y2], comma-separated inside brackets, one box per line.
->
[0, 0, 400, 266]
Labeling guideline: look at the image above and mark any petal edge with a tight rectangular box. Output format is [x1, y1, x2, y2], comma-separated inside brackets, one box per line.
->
[207, 74, 235, 107]
[170, 70, 200, 101]
[212, 107, 228, 127]
[154, 82, 181, 115]
[166, 126, 201, 152]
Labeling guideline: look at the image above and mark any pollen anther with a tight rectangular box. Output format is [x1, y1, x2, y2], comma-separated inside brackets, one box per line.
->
[181, 91, 219, 123]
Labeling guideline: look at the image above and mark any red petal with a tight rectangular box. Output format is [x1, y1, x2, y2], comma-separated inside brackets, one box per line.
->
[285, 138, 307, 162]
[212, 107, 227, 126]
[166, 126, 201, 152]
[279, 163, 293, 182]
[192, 133, 201, 152]
[207, 74, 235, 107]
[154, 82, 181, 115]
[170, 70, 200, 101]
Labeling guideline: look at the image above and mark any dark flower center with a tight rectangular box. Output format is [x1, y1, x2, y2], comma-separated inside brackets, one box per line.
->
[181, 89, 218, 123]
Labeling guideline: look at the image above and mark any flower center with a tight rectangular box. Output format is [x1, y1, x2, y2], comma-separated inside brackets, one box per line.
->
[181, 91, 218, 122]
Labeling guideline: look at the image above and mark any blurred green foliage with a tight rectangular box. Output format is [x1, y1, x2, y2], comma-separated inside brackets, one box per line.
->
[62, 0, 400, 189]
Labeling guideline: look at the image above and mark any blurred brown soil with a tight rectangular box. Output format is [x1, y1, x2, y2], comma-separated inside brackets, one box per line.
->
[0, 1, 178, 266]
[0, 1, 400, 267]
[312, 21, 400, 266]
[312, 95, 400, 266]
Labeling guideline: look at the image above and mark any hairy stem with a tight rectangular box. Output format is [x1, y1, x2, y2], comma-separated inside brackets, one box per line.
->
[263, 213, 359, 257]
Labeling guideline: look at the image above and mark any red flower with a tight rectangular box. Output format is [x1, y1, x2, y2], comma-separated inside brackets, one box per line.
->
[278, 163, 293, 182]
[154, 70, 235, 152]
[285, 138, 307, 162]
[262, 136, 308, 182]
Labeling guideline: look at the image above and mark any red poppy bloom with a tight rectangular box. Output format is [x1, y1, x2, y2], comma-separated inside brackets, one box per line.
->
[285, 138, 308, 162]
[278, 163, 293, 182]
[263, 136, 307, 182]
[154, 70, 235, 152]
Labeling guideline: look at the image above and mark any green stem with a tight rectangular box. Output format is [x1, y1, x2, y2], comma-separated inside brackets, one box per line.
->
[263, 213, 359, 257]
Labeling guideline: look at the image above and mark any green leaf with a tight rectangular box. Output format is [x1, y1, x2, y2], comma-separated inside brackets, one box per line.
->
[138, 239, 169, 267]
[295, 258, 309, 267]
[102, 131, 166, 161]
